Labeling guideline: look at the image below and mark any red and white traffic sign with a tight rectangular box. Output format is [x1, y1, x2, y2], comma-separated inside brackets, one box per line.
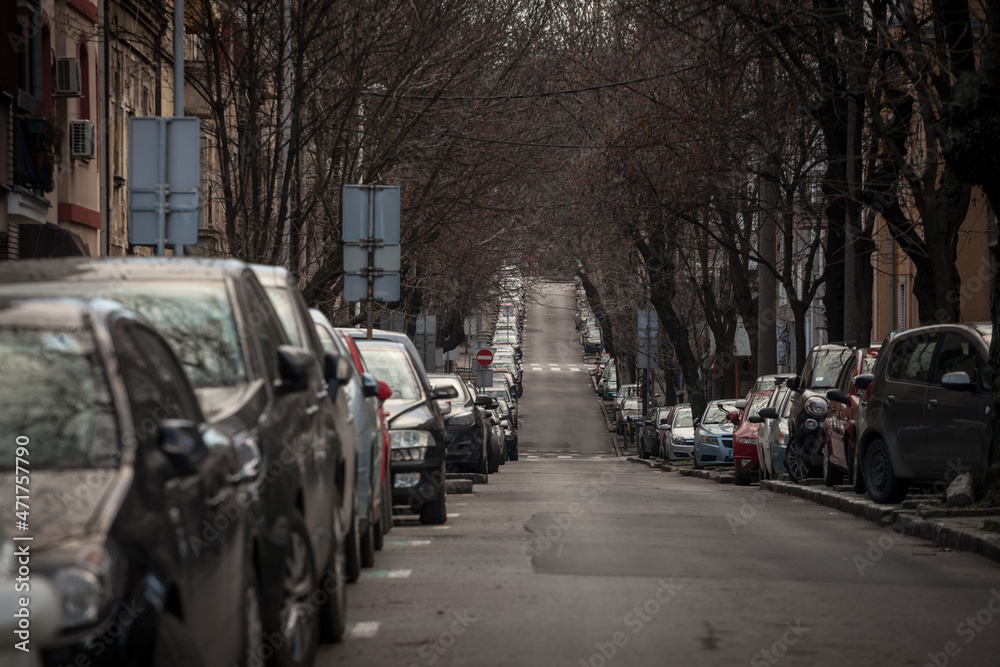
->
[475, 348, 494, 367]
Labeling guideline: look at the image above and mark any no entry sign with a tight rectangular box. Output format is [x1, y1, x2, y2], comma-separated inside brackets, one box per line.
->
[475, 348, 494, 367]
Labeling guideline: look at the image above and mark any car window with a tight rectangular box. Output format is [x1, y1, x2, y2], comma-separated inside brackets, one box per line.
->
[314, 323, 338, 355]
[779, 390, 795, 418]
[263, 285, 301, 347]
[673, 408, 693, 428]
[932, 333, 982, 384]
[887, 335, 938, 383]
[243, 279, 286, 383]
[703, 401, 738, 425]
[356, 343, 422, 400]
[804, 348, 852, 389]
[0, 327, 117, 469]
[108, 284, 246, 388]
[747, 391, 772, 417]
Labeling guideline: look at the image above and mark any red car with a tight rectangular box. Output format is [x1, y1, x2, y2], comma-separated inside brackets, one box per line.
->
[733, 375, 790, 485]
[823, 345, 881, 491]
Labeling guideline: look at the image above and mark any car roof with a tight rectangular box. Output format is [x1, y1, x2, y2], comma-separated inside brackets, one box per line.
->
[0, 257, 248, 285]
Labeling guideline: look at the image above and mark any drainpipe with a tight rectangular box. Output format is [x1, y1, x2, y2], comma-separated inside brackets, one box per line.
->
[99, 0, 109, 256]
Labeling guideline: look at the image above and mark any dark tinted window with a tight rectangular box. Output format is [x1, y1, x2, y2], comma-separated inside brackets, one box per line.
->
[887, 335, 938, 383]
[932, 333, 983, 384]
[803, 348, 853, 389]
[244, 279, 286, 383]
[0, 327, 117, 469]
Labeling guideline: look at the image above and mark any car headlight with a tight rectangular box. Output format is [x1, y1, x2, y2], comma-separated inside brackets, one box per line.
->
[448, 412, 475, 427]
[672, 436, 685, 445]
[51, 544, 114, 630]
[804, 396, 828, 418]
[804, 418, 819, 431]
[390, 430, 433, 449]
[698, 434, 713, 445]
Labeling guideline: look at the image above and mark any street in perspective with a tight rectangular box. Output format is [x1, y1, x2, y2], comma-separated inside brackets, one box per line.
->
[4, 2, 1000, 667]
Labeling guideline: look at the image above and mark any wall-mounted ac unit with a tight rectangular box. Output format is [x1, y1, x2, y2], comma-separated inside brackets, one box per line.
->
[70, 120, 95, 159]
[54, 57, 82, 97]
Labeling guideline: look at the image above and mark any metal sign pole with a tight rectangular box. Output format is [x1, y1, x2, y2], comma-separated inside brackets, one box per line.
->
[366, 188, 374, 340]
[156, 118, 167, 256]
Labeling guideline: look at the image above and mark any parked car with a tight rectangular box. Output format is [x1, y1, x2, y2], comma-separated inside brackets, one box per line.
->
[0, 297, 264, 666]
[310, 310, 391, 566]
[0, 257, 345, 659]
[637, 407, 672, 460]
[614, 384, 640, 434]
[479, 384, 518, 427]
[755, 386, 794, 480]
[663, 404, 696, 460]
[597, 360, 618, 399]
[255, 266, 378, 590]
[854, 324, 992, 504]
[824, 345, 881, 491]
[427, 373, 494, 475]
[784, 346, 852, 482]
[352, 338, 456, 523]
[620, 397, 643, 449]
[733, 375, 793, 485]
[694, 399, 739, 469]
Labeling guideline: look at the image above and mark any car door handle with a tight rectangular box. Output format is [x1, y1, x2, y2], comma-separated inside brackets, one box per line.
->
[927, 399, 938, 407]
[885, 395, 895, 405]
[306, 404, 320, 416]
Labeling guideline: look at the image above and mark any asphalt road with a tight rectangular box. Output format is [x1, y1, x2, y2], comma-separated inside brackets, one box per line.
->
[319, 281, 1000, 667]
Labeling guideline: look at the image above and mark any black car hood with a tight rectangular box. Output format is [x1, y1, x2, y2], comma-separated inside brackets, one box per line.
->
[384, 398, 438, 430]
[0, 468, 129, 549]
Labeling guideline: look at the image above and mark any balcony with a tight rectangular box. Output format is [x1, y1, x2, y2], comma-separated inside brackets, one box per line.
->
[13, 106, 55, 194]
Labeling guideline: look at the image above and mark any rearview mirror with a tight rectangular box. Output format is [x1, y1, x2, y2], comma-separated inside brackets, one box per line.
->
[277, 345, 314, 394]
[941, 371, 975, 391]
[159, 420, 208, 476]
[826, 389, 849, 404]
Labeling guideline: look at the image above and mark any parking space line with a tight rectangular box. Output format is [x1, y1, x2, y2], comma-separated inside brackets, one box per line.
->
[347, 622, 381, 639]
[392, 540, 432, 546]
[447, 513, 460, 518]
[387, 569, 412, 578]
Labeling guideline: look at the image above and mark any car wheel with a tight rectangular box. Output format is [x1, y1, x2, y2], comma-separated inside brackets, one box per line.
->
[345, 510, 361, 584]
[488, 445, 501, 474]
[381, 474, 393, 535]
[785, 436, 811, 483]
[153, 612, 205, 667]
[373, 514, 384, 551]
[273, 511, 319, 667]
[850, 440, 866, 494]
[241, 559, 266, 662]
[419, 488, 447, 525]
[822, 444, 844, 487]
[693, 455, 702, 469]
[360, 520, 375, 569]
[509, 447, 519, 461]
[865, 438, 908, 504]
[318, 515, 347, 643]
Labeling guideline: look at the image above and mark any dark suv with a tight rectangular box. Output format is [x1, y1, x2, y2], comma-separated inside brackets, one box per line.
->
[784, 345, 853, 482]
[854, 324, 993, 503]
[427, 373, 494, 475]
[0, 258, 345, 662]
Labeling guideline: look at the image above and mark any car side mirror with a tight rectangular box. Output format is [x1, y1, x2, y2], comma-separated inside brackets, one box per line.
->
[734, 399, 747, 410]
[376, 380, 393, 401]
[228, 434, 262, 484]
[659, 418, 669, 425]
[693, 417, 701, 426]
[826, 389, 849, 404]
[159, 420, 208, 476]
[361, 373, 379, 398]
[941, 371, 975, 391]
[644, 420, 652, 426]
[474, 395, 493, 407]
[727, 410, 741, 424]
[748, 415, 763, 424]
[277, 345, 314, 393]
[785, 377, 801, 392]
[758, 407, 778, 420]
[854, 374, 874, 391]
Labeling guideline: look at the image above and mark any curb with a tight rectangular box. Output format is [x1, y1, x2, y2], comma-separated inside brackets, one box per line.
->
[446, 479, 474, 494]
[445, 473, 488, 485]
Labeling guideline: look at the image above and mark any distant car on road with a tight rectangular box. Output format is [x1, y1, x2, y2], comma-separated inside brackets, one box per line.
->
[694, 399, 739, 469]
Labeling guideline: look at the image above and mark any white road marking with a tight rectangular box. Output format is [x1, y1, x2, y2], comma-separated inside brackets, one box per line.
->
[557, 455, 573, 459]
[447, 513, 460, 518]
[348, 622, 381, 639]
[551, 368, 561, 371]
[570, 368, 582, 372]
[433, 525, 450, 530]
[387, 569, 412, 578]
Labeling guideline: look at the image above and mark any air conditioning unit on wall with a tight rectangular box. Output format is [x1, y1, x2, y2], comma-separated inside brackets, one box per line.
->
[54, 57, 82, 97]
[70, 120, 95, 159]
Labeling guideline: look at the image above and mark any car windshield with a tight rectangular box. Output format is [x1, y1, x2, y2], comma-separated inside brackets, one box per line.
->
[0, 327, 118, 469]
[356, 343, 423, 400]
[748, 391, 773, 417]
[861, 356, 877, 375]
[673, 408, 693, 428]
[102, 284, 246, 389]
[703, 401, 738, 425]
[806, 348, 853, 389]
